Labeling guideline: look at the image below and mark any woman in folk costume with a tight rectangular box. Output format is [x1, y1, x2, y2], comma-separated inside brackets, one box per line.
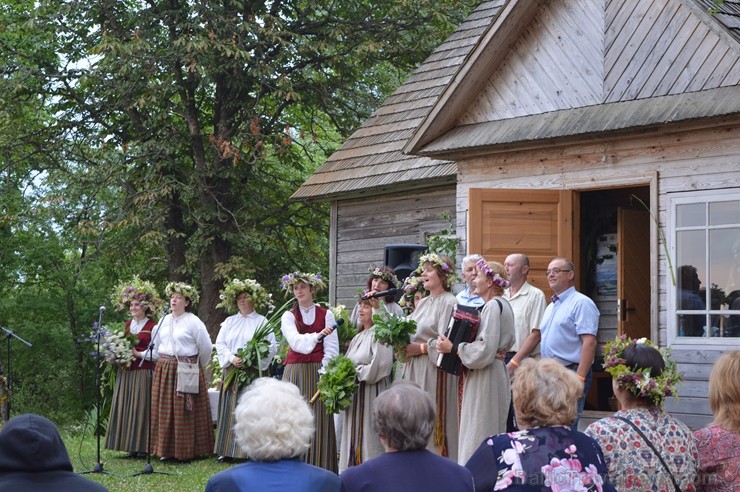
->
[104, 276, 163, 457]
[338, 295, 394, 473]
[401, 253, 459, 461]
[349, 266, 404, 327]
[436, 259, 515, 464]
[151, 281, 214, 462]
[213, 278, 277, 462]
[279, 272, 339, 472]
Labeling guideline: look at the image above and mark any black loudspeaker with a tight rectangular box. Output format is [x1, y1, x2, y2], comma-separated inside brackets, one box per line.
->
[384, 244, 428, 283]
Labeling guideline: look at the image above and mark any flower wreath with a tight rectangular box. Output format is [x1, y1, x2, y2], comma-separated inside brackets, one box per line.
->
[280, 271, 327, 294]
[368, 266, 400, 288]
[217, 278, 274, 315]
[476, 259, 511, 289]
[164, 281, 200, 306]
[603, 335, 682, 407]
[110, 276, 164, 314]
[418, 252, 457, 286]
[399, 271, 428, 308]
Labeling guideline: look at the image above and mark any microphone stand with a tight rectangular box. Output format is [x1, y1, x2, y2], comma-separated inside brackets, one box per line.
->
[133, 310, 173, 476]
[0, 325, 32, 421]
[81, 308, 117, 476]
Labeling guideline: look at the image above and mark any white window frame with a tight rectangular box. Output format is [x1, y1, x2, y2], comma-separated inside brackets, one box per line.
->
[668, 188, 740, 347]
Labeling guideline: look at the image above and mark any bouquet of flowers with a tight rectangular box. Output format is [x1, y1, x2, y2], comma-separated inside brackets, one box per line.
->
[316, 355, 358, 414]
[318, 302, 357, 353]
[372, 311, 417, 362]
[83, 323, 137, 368]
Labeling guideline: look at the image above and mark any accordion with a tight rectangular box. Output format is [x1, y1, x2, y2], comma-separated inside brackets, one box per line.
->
[437, 304, 481, 375]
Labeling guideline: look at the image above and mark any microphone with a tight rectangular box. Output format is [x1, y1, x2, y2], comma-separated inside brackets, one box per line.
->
[361, 287, 401, 300]
[99, 306, 106, 313]
[317, 318, 344, 342]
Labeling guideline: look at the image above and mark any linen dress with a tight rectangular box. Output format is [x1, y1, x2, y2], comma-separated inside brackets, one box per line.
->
[401, 291, 459, 460]
[338, 326, 393, 473]
[104, 317, 156, 454]
[213, 311, 276, 459]
[456, 295, 515, 464]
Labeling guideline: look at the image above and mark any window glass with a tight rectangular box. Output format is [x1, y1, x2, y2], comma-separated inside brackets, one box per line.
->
[673, 193, 740, 340]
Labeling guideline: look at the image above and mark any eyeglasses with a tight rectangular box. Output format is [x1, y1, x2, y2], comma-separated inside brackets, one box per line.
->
[545, 268, 572, 276]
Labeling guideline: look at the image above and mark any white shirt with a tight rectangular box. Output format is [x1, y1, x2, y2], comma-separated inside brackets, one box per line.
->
[215, 311, 276, 371]
[504, 281, 546, 354]
[152, 311, 213, 366]
[280, 304, 339, 368]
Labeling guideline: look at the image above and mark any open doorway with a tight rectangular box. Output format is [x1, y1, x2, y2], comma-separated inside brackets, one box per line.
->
[580, 186, 650, 411]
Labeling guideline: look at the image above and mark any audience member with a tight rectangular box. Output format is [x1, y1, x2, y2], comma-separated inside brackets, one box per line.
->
[465, 359, 616, 492]
[513, 257, 599, 429]
[205, 378, 341, 492]
[694, 350, 740, 491]
[585, 336, 698, 491]
[0, 413, 109, 491]
[340, 381, 474, 492]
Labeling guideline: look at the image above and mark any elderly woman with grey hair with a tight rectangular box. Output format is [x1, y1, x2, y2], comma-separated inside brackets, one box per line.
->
[465, 358, 616, 491]
[341, 381, 474, 492]
[204, 378, 340, 492]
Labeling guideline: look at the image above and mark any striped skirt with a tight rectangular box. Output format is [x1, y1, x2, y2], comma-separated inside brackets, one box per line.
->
[213, 367, 252, 459]
[283, 362, 337, 473]
[104, 367, 151, 454]
[151, 355, 214, 460]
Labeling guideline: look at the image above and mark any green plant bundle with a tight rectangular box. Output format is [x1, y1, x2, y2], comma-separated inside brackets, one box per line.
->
[372, 312, 417, 361]
[222, 320, 274, 391]
[317, 355, 358, 414]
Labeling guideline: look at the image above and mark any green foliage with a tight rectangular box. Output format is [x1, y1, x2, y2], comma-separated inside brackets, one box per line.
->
[317, 355, 357, 414]
[425, 212, 461, 264]
[372, 311, 417, 361]
[221, 320, 274, 391]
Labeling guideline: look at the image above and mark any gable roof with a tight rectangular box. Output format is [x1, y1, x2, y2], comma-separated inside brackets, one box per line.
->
[294, 0, 740, 201]
[291, 1, 507, 201]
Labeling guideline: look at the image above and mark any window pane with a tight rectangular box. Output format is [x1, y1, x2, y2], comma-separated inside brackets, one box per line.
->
[677, 203, 705, 227]
[709, 228, 740, 300]
[709, 200, 740, 226]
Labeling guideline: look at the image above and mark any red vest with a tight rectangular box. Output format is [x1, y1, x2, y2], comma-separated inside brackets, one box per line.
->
[284, 305, 327, 364]
[126, 318, 156, 371]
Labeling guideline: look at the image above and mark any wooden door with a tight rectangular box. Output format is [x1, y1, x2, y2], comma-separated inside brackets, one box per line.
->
[468, 189, 576, 292]
[617, 207, 651, 340]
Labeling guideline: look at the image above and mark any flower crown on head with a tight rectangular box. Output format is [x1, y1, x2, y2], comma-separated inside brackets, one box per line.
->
[217, 278, 274, 315]
[165, 281, 200, 306]
[111, 276, 164, 314]
[280, 271, 327, 294]
[368, 266, 400, 288]
[418, 252, 457, 285]
[399, 272, 428, 308]
[603, 335, 682, 407]
[476, 259, 511, 289]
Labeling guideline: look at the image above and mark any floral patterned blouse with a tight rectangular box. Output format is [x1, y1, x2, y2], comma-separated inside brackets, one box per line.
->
[464, 426, 616, 491]
[693, 424, 740, 491]
[584, 407, 698, 492]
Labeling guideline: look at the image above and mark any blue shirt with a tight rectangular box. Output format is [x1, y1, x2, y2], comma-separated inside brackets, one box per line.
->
[539, 286, 600, 365]
[205, 458, 341, 492]
[456, 286, 485, 308]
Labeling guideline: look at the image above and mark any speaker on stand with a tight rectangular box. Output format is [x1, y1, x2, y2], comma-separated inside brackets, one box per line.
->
[384, 244, 429, 286]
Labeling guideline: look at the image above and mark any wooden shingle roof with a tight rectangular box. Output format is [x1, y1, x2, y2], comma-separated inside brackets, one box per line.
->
[291, 1, 506, 201]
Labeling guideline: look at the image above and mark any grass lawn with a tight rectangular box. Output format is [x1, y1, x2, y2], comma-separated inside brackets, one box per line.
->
[63, 429, 230, 492]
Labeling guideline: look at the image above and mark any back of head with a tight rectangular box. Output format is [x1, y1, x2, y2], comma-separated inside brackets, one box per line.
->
[709, 350, 740, 433]
[513, 359, 581, 428]
[0, 413, 72, 473]
[373, 381, 435, 451]
[234, 378, 314, 461]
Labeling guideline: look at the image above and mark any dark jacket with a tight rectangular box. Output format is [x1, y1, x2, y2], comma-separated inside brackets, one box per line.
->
[0, 413, 108, 492]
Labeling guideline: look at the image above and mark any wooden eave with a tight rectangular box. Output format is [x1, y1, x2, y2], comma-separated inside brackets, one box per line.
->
[413, 86, 740, 160]
[291, 1, 506, 202]
[404, 0, 548, 154]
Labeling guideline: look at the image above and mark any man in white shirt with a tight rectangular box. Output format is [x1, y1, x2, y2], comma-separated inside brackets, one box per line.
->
[503, 253, 546, 431]
[456, 254, 485, 307]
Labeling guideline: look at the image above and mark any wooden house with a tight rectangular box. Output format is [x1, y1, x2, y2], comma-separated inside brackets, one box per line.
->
[294, 0, 740, 427]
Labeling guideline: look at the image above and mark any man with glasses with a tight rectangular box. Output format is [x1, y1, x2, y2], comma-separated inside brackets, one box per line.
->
[507, 257, 599, 430]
